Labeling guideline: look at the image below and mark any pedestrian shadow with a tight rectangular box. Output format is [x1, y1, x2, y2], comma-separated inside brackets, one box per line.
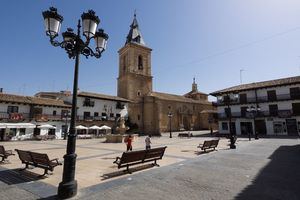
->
[235, 144, 300, 200]
[101, 163, 155, 180]
[0, 168, 45, 185]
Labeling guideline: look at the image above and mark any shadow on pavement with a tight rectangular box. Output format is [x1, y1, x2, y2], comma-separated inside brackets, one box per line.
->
[101, 163, 155, 180]
[38, 195, 58, 200]
[0, 168, 45, 185]
[235, 144, 300, 200]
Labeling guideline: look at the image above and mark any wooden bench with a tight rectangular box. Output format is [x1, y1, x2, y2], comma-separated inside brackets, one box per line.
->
[178, 132, 193, 138]
[15, 149, 62, 176]
[113, 146, 167, 173]
[0, 145, 14, 162]
[197, 139, 219, 152]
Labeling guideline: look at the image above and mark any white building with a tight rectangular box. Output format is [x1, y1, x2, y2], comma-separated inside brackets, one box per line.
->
[35, 91, 129, 134]
[210, 76, 300, 137]
[0, 92, 71, 140]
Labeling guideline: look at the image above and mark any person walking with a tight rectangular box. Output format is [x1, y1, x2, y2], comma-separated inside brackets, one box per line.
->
[145, 135, 151, 150]
[125, 134, 133, 151]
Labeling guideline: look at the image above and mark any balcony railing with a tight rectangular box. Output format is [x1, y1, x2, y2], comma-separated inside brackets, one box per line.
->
[218, 109, 296, 119]
[0, 112, 30, 121]
[77, 115, 115, 121]
[214, 93, 300, 106]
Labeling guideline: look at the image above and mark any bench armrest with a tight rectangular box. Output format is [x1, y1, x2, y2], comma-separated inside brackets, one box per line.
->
[113, 157, 121, 164]
[5, 150, 14, 155]
[50, 158, 62, 165]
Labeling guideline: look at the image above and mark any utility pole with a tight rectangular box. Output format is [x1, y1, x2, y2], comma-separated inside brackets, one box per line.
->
[240, 69, 244, 84]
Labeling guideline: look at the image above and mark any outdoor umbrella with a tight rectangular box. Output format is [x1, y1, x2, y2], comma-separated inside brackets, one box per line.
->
[75, 125, 88, 130]
[37, 124, 56, 129]
[89, 125, 101, 130]
[99, 125, 111, 130]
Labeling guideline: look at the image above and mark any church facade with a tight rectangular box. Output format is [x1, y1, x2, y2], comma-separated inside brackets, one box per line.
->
[117, 14, 216, 135]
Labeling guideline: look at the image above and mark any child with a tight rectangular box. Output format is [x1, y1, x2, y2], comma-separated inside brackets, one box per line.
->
[125, 134, 133, 151]
[145, 135, 152, 150]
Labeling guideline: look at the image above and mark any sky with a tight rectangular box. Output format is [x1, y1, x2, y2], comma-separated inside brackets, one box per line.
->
[1, 0, 300, 101]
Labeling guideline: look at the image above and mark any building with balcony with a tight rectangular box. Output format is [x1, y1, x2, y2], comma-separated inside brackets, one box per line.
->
[0, 92, 71, 140]
[210, 76, 300, 137]
[35, 91, 129, 133]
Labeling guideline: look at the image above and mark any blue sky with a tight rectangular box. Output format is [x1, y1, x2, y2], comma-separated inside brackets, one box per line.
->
[1, 0, 300, 100]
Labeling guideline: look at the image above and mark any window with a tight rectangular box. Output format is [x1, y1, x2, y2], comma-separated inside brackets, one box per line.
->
[83, 112, 91, 120]
[239, 94, 247, 104]
[273, 122, 284, 134]
[123, 56, 126, 72]
[241, 107, 248, 117]
[33, 128, 40, 136]
[222, 122, 228, 130]
[269, 104, 278, 116]
[116, 113, 121, 118]
[48, 127, 56, 135]
[19, 128, 26, 136]
[292, 103, 300, 115]
[138, 55, 143, 70]
[53, 110, 57, 116]
[224, 107, 231, 117]
[101, 113, 107, 120]
[137, 115, 140, 120]
[7, 106, 18, 114]
[94, 112, 99, 117]
[137, 91, 141, 96]
[110, 113, 114, 118]
[290, 87, 300, 99]
[267, 90, 277, 101]
[83, 98, 95, 107]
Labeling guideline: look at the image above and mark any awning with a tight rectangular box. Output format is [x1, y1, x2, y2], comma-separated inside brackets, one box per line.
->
[37, 124, 56, 129]
[0, 123, 7, 129]
[76, 125, 88, 130]
[99, 125, 111, 130]
[0, 123, 36, 129]
[89, 125, 101, 130]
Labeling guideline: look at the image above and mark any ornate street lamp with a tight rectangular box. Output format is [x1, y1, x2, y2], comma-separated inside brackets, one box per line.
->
[42, 7, 108, 199]
[246, 105, 261, 140]
[168, 112, 173, 138]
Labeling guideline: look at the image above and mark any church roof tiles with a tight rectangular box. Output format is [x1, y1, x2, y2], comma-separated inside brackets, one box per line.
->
[149, 92, 211, 105]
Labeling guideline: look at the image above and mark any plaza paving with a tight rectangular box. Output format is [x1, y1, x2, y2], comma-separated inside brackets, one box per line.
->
[0, 131, 299, 199]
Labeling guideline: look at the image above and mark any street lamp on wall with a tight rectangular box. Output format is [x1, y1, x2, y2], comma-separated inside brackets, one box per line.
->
[42, 7, 108, 199]
[246, 105, 261, 140]
[168, 111, 173, 138]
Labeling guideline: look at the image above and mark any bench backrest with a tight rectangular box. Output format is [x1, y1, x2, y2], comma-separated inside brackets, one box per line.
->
[144, 147, 166, 161]
[210, 139, 219, 148]
[119, 146, 167, 165]
[0, 145, 5, 155]
[30, 152, 50, 167]
[15, 149, 33, 163]
[120, 150, 146, 165]
[203, 140, 212, 148]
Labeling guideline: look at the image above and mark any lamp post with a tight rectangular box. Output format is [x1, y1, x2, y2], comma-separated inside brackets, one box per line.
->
[224, 94, 237, 149]
[168, 112, 173, 138]
[246, 105, 260, 140]
[42, 7, 108, 199]
[63, 111, 70, 140]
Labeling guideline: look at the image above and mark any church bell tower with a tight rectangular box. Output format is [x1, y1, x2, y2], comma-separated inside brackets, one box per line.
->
[117, 13, 153, 132]
[117, 13, 153, 102]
